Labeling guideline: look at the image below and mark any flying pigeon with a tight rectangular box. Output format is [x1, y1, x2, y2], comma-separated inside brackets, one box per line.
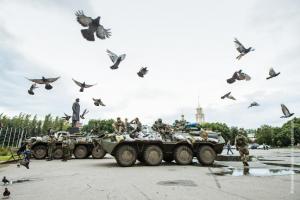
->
[106, 49, 126, 70]
[227, 70, 251, 84]
[72, 79, 96, 92]
[80, 109, 89, 119]
[280, 104, 294, 118]
[27, 83, 38, 95]
[221, 92, 236, 100]
[75, 10, 111, 41]
[234, 38, 254, 60]
[92, 98, 105, 106]
[2, 177, 9, 185]
[3, 188, 10, 198]
[62, 113, 71, 121]
[26, 77, 60, 90]
[137, 67, 148, 78]
[248, 102, 259, 108]
[266, 68, 280, 80]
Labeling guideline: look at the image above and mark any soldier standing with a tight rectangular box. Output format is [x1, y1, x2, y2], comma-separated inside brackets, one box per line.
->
[235, 132, 249, 167]
[113, 117, 125, 134]
[62, 136, 70, 162]
[47, 135, 56, 161]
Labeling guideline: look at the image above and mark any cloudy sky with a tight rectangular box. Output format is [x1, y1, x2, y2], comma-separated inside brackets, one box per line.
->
[0, 0, 299, 128]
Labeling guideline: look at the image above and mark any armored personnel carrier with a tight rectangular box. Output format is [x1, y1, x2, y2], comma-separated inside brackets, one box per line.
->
[24, 131, 106, 159]
[100, 128, 225, 167]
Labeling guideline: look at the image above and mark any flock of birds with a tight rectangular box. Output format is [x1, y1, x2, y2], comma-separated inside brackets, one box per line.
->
[24, 11, 294, 122]
[25, 11, 149, 120]
[221, 38, 294, 119]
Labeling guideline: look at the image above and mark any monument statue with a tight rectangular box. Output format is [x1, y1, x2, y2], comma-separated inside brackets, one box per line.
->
[72, 98, 80, 127]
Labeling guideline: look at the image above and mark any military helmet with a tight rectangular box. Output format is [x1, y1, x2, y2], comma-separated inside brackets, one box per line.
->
[158, 118, 162, 123]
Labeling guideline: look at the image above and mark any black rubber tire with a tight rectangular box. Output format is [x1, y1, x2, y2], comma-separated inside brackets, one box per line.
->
[53, 147, 63, 159]
[174, 145, 193, 165]
[163, 155, 174, 163]
[33, 144, 47, 159]
[115, 145, 137, 167]
[143, 145, 163, 166]
[92, 145, 106, 159]
[197, 145, 216, 165]
[74, 145, 88, 159]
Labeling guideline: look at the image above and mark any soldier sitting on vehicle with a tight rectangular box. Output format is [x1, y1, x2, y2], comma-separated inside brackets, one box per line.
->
[47, 134, 56, 161]
[152, 119, 173, 141]
[62, 135, 71, 162]
[235, 132, 249, 167]
[129, 117, 142, 138]
[113, 117, 126, 134]
[124, 118, 133, 133]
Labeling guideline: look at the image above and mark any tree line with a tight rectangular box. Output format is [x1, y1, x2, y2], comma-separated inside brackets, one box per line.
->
[0, 113, 299, 147]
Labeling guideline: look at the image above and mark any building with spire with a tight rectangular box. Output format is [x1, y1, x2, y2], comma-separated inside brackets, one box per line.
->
[195, 104, 205, 124]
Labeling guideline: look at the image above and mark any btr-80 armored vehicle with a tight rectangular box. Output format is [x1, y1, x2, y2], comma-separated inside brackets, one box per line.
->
[25, 131, 106, 159]
[100, 127, 225, 167]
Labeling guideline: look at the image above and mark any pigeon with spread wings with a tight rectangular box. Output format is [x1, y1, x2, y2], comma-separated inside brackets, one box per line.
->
[137, 67, 148, 78]
[280, 104, 294, 118]
[221, 92, 236, 100]
[234, 38, 254, 60]
[80, 109, 89, 119]
[266, 68, 280, 80]
[106, 49, 126, 70]
[227, 70, 251, 84]
[72, 79, 96, 92]
[62, 113, 71, 121]
[93, 98, 106, 106]
[26, 76, 60, 90]
[75, 10, 111, 41]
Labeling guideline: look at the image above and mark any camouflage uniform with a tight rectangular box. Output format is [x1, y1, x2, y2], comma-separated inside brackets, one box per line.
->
[47, 135, 56, 161]
[113, 118, 125, 134]
[129, 118, 142, 138]
[62, 136, 71, 161]
[235, 134, 249, 166]
[152, 119, 172, 141]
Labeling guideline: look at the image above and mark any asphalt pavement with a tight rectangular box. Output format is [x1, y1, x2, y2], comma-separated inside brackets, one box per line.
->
[0, 148, 299, 200]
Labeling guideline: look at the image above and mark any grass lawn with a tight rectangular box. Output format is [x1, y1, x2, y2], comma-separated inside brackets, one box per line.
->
[0, 155, 19, 161]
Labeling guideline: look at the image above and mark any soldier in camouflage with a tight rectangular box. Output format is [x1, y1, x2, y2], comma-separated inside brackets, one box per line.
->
[235, 132, 249, 167]
[47, 135, 56, 161]
[113, 117, 125, 134]
[152, 119, 172, 141]
[62, 135, 71, 162]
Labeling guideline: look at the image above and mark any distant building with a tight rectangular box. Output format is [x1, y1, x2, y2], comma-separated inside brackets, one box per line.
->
[195, 105, 205, 124]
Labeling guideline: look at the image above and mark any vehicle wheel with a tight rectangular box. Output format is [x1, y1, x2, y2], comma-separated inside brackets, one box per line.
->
[174, 145, 193, 165]
[115, 145, 137, 167]
[33, 144, 47, 159]
[53, 147, 63, 159]
[163, 155, 174, 163]
[197, 145, 216, 165]
[143, 145, 163, 166]
[74, 145, 88, 159]
[92, 145, 106, 159]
